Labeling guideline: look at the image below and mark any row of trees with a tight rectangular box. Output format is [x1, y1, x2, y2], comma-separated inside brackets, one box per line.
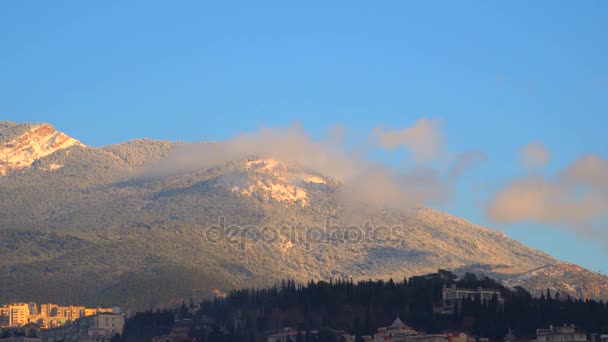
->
[198, 271, 608, 340]
[120, 271, 608, 341]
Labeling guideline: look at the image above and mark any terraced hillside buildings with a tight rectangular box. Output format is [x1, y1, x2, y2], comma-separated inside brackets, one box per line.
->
[0, 302, 117, 328]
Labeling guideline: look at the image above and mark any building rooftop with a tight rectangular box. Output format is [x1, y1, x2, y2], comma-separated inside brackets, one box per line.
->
[390, 316, 406, 328]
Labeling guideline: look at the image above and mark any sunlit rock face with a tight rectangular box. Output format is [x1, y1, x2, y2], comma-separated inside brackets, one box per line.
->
[0, 123, 84, 175]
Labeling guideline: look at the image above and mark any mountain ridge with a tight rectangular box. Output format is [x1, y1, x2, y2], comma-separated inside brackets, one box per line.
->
[0, 122, 606, 310]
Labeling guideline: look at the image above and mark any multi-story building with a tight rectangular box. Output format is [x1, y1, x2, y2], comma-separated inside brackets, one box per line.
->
[441, 284, 503, 314]
[536, 325, 587, 342]
[0, 303, 31, 327]
[0, 302, 117, 329]
[40, 312, 124, 342]
[35, 304, 86, 327]
[27, 303, 38, 316]
[600, 335, 608, 342]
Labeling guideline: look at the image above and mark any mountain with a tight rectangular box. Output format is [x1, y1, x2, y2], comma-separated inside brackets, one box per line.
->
[0, 121, 606, 310]
[503, 262, 608, 299]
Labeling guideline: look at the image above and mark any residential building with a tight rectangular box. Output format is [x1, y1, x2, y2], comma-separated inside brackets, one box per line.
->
[0, 303, 31, 327]
[35, 304, 85, 327]
[27, 303, 38, 316]
[40, 312, 124, 342]
[441, 285, 503, 314]
[0, 302, 117, 329]
[536, 325, 587, 342]
[84, 308, 113, 317]
[600, 335, 608, 342]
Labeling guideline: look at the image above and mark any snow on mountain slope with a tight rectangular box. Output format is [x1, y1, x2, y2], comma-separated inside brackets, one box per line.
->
[0, 122, 606, 309]
[0, 123, 84, 175]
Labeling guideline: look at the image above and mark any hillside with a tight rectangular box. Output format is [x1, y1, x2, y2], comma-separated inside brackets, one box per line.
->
[0, 122, 606, 310]
[503, 262, 608, 299]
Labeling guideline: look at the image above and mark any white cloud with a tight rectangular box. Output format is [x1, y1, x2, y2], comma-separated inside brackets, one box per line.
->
[372, 118, 443, 163]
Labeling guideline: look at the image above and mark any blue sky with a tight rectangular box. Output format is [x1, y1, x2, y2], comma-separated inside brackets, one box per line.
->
[1, 1, 607, 273]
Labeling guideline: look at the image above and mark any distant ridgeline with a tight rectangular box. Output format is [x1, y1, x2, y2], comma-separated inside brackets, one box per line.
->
[180, 270, 608, 341]
[0, 302, 118, 328]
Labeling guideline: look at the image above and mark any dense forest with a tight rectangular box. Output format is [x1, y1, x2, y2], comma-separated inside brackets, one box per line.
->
[122, 271, 608, 341]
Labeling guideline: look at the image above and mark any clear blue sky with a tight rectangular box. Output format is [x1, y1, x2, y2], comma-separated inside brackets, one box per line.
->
[1, 1, 607, 273]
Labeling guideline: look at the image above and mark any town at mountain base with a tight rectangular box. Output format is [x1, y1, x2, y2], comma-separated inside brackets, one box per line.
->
[4, 271, 607, 342]
[0, 122, 607, 312]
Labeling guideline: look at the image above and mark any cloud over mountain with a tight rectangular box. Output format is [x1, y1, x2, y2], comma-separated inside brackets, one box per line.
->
[146, 119, 481, 212]
[371, 118, 444, 163]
